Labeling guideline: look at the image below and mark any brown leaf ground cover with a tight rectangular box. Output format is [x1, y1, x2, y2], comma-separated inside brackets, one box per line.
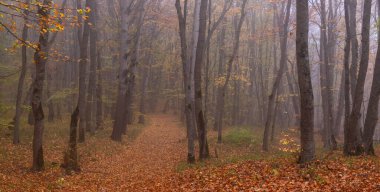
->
[0, 115, 187, 191]
[162, 153, 380, 192]
[1, 115, 380, 191]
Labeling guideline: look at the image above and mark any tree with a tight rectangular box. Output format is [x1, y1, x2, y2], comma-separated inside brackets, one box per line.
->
[86, 0, 99, 134]
[175, 0, 196, 163]
[0, 0, 66, 170]
[125, 0, 146, 127]
[296, 0, 315, 164]
[327, 0, 339, 138]
[215, 0, 247, 143]
[13, 0, 31, 144]
[362, 0, 380, 155]
[138, 25, 157, 124]
[214, 19, 226, 142]
[194, 0, 209, 160]
[31, 0, 52, 171]
[96, 51, 103, 130]
[9, 0, 66, 144]
[77, 0, 92, 143]
[349, 0, 359, 101]
[111, 0, 130, 141]
[319, 0, 336, 150]
[343, 0, 351, 144]
[205, 0, 232, 128]
[262, 0, 291, 151]
[344, 0, 372, 156]
[190, 0, 200, 135]
[62, 0, 94, 172]
[62, 107, 80, 173]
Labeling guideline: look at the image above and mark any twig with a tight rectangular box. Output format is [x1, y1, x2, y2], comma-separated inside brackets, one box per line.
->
[0, 21, 37, 49]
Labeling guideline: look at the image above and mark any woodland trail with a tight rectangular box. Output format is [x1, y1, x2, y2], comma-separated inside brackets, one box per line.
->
[63, 114, 187, 191]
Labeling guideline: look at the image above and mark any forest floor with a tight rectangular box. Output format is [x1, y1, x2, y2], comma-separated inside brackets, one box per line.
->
[0, 114, 187, 191]
[0, 114, 380, 191]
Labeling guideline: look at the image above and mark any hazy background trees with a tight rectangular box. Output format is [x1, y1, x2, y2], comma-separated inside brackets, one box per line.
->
[1, 0, 380, 171]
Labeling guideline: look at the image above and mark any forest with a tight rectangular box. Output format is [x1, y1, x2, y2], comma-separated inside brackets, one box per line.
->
[0, 0, 380, 191]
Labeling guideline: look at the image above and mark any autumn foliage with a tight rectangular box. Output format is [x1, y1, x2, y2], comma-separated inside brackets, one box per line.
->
[0, 115, 379, 191]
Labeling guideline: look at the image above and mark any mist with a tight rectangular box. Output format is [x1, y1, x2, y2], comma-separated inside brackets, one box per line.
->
[0, 0, 380, 191]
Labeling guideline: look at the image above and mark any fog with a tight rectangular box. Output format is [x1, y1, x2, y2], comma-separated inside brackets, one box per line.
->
[0, 0, 380, 191]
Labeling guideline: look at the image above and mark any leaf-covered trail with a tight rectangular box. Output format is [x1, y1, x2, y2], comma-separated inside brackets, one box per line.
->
[63, 114, 187, 191]
[3, 114, 379, 191]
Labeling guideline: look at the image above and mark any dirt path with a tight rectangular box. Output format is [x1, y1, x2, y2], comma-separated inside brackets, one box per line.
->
[66, 114, 187, 191]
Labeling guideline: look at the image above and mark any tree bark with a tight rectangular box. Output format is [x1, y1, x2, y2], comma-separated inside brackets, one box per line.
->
[344, 0, 372, 156]
[111, 0, 129, 141]
[86, 0, 98, 134]
[334, 71, 345, 137]
[13, 0, 31, 144]
[194, 0, 210, 160]
[296, 0, 315, 164]
[343, 0, 352, 149]
[327, 0, 338, 139]
[285, 63, 300, 124]
[138, 65, 149, 124]
[189, 0, 201, 138]
[62, 107, 80, 173]
[362, 0, 380, 155]
[175, 0, 196, 163]
[214, 19, 226, 142]
[78, 0, 91, 143]
[349, 0, 359, 100]
[263, 0, 291, 152]
[31, 0, 52, 171]
[320, 0, 335, 150]
[125, 0, 146, 127]
[205, 0, 232, 129]
[96, 52, 103, 130]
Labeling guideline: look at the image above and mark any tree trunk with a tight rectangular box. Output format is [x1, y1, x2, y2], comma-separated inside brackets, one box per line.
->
[138, 29, 155, 124]
[343, 0, 352, 149]
[204, 0, 211, 129]
[189, 0, 201, 139]
[207, 0, 232, 131]
[344, 0, 372, 156]
[271, 95, 279, 142]
[28, 80, 35, 125]
[13, 0, 31, 144]
[215, 1, 246, 143]
[232, 69, 240, 125]
[257, 40, 266, 126]
[194, 0, 210, 160]
[296, 0, 315, 164]
[62, 107, 80, 173]
[111, 0, 129, 141]
[349, 0, 359, 100]
[263, 0, 291, 152]
[46, 73, 54, 122]
[125, 1, 145, 127]
[285, 64, 300, 124]
[138, 65, 149, 124]
[96, 52, 103, 130]
[86, 0, 98, 134]
[327, 0, 338, 140]
[214, 19, 226, 141]
[334, 71, 345, 137]
[362, 0, 380, 155]
[248, 13, 259, 126]
[320, 0, 335, 150]
[175, 0, 196, 163]
[78, 0, 91, 143]
[31, 0, 52, 171]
